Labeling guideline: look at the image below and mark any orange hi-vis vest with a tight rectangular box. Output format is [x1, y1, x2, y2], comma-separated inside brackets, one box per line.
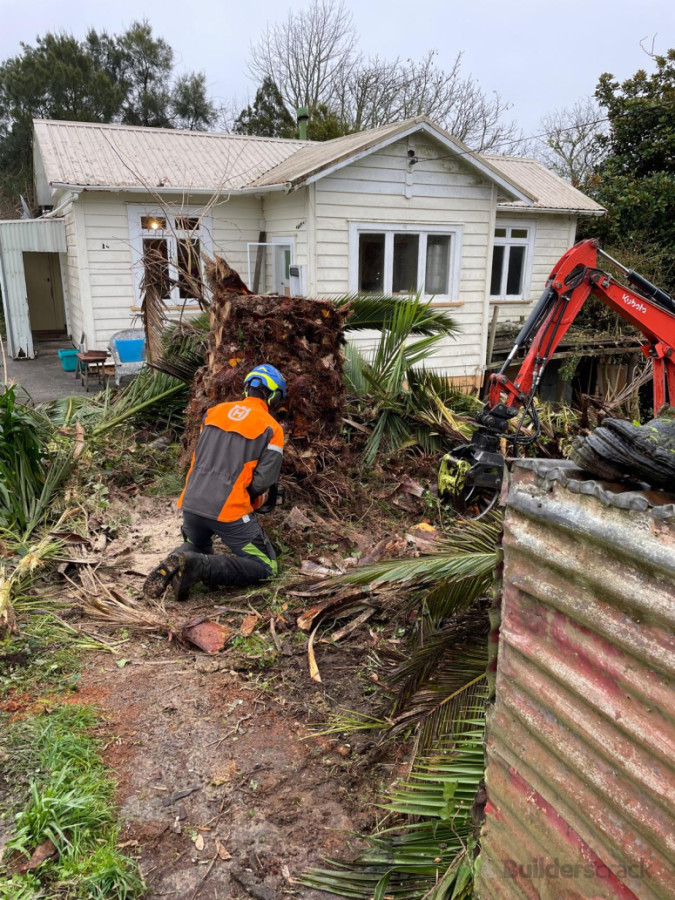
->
[178, 397, 284, 523]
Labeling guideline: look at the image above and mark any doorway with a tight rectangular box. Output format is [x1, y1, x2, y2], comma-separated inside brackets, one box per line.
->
[274, 244, 292, 296]
[23, 252, 67, 339]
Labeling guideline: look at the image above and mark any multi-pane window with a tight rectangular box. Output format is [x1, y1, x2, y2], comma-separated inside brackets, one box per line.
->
[490, 224, 532, 299]
[136, 213, 205, 306]
[355, 228, 457, 297]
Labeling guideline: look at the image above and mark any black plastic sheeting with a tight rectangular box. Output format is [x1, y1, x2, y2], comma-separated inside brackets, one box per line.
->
[570, 409, 675, 492]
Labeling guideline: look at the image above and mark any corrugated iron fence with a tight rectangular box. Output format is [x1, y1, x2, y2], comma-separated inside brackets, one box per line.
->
[475, 460, 675, 900]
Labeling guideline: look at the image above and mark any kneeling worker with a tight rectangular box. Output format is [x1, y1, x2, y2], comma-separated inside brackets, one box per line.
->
[144, 364, 286, 601]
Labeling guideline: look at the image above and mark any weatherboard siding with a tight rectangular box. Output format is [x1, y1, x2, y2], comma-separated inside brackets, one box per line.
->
[81, 194, 135, 347]
[263, 188, 309, 289]
[210, 195, 262, 286]
[313, 135, 494, 381]
[76, 192, 264, 350]
[62, 202, 83, 345]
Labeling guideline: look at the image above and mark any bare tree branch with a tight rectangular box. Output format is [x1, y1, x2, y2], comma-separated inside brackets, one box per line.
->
[536, 97, 606, 185]
[249, 0, 358, 112]
[246, 4, 519, 151]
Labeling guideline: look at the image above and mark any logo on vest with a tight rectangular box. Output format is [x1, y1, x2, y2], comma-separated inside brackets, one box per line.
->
[228, 405, 251, 421]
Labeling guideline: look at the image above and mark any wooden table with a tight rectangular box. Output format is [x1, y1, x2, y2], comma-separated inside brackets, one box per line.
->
[75, 351, 109, 392]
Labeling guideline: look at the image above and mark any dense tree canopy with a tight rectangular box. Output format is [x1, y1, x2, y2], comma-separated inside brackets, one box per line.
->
[0, 21, 216, 214]
[584, 49, 675, 289]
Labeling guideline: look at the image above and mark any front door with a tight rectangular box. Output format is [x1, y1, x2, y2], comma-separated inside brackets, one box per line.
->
[274, 245, 292, 296]
[23, 252, 66, 337]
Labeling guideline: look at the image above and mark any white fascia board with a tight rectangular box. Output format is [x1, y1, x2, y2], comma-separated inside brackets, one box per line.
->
[497, 205, 606, 216]
[303, 121, 535, 205]
[49, 182, 286, 196]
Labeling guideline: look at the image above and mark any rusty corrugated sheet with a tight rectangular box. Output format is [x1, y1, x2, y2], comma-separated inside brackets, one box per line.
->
[475, 460, 675, 900]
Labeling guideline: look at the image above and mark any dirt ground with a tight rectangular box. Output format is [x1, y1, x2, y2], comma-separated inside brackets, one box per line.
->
[61, 491, 419, 899]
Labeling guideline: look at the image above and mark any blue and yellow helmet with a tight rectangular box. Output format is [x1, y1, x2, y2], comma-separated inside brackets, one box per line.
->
[244, 364, 287, 400]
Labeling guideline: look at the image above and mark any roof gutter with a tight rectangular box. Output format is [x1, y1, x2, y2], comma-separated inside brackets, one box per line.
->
[49, 182, 288, 196]
[497, 205, 606, 216]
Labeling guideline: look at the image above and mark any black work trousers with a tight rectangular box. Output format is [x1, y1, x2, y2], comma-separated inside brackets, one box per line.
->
[176, 511, 277, 588]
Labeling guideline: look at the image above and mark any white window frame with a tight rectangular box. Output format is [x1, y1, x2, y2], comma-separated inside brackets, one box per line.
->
[349, 222, 463, 301]
[490, 219, 536, 301]
[127, 205, 213, 308]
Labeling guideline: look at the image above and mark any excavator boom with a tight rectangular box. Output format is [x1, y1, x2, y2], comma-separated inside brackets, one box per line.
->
[439, 239, 675, 511]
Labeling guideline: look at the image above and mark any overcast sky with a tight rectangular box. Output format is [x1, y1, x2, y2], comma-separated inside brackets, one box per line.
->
[1, 0, 673, 138]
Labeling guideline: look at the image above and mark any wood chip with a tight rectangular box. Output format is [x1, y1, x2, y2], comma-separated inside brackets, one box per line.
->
[239, 613, 259, 637]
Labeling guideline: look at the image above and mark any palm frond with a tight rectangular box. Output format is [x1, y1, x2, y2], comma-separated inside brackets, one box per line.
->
[387, 713, 486, 819]
[422, 573, 492, 626]
[153, 314, 210, 383]
[91, 371, 188, 436]
[334, 291, 459, 335]
[332, 550, 497, 591]
[301, 713, 485, 899]
[390, 649, 488, 754]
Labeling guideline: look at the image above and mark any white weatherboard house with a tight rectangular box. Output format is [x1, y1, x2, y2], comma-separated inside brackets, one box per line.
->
[0, 116, 604, 387]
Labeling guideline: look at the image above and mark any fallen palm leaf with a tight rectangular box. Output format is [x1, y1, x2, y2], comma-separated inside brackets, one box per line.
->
[329, 608, 376, 642]
[71, 567, 231, 654]
[0, 522, 69, 636]
[296, 588, 371, 631]
[308, 627, 322, 682]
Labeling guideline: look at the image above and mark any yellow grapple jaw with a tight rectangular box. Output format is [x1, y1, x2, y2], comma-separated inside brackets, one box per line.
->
[438, 442, 506, 504]
[438, 453, 472, 499]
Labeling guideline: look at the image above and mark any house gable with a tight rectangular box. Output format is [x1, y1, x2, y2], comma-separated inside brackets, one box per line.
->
[249, 118, 536, 206]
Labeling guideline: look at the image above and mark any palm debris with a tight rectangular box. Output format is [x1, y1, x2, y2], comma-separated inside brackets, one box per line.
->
[184, 256, 349, 479]
[69, 566, 231, 655]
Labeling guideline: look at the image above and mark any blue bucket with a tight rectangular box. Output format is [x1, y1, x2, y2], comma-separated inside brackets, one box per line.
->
[58, 348, 79, 372]
[116, 338, 145, 363]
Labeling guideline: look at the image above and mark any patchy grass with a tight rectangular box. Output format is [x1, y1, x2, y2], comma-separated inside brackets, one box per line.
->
[0, 616, 82, 704]
[0, 705, 144, 899]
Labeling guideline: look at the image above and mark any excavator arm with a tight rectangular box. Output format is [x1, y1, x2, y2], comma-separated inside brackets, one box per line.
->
[439, 239, 675, 510]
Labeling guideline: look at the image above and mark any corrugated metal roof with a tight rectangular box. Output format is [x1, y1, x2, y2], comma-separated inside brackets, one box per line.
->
[33, 118, 602, 213]
[475, 459, 675, 900]
[247, 119, 413, 187]
[486, 154, 605, 213]
[34, 119, 309, 192]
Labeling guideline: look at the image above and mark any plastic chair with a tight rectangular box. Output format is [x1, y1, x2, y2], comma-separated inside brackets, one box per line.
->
[108, 328, 146, 387]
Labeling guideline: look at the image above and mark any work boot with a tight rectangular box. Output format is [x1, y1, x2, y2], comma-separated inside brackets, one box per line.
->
[143, 555, 182, 599]
[168, 551, 211, 602]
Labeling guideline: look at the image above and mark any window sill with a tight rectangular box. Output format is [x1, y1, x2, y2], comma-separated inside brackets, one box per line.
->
[489, 298, 530, 304]
[430, 300, 465, 308]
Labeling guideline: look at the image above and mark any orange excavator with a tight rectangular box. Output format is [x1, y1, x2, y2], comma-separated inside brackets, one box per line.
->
[438, 239, 675, 512]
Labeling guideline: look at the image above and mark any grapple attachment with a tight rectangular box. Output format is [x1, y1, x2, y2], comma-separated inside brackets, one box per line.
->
[438, 403, 519, 513]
